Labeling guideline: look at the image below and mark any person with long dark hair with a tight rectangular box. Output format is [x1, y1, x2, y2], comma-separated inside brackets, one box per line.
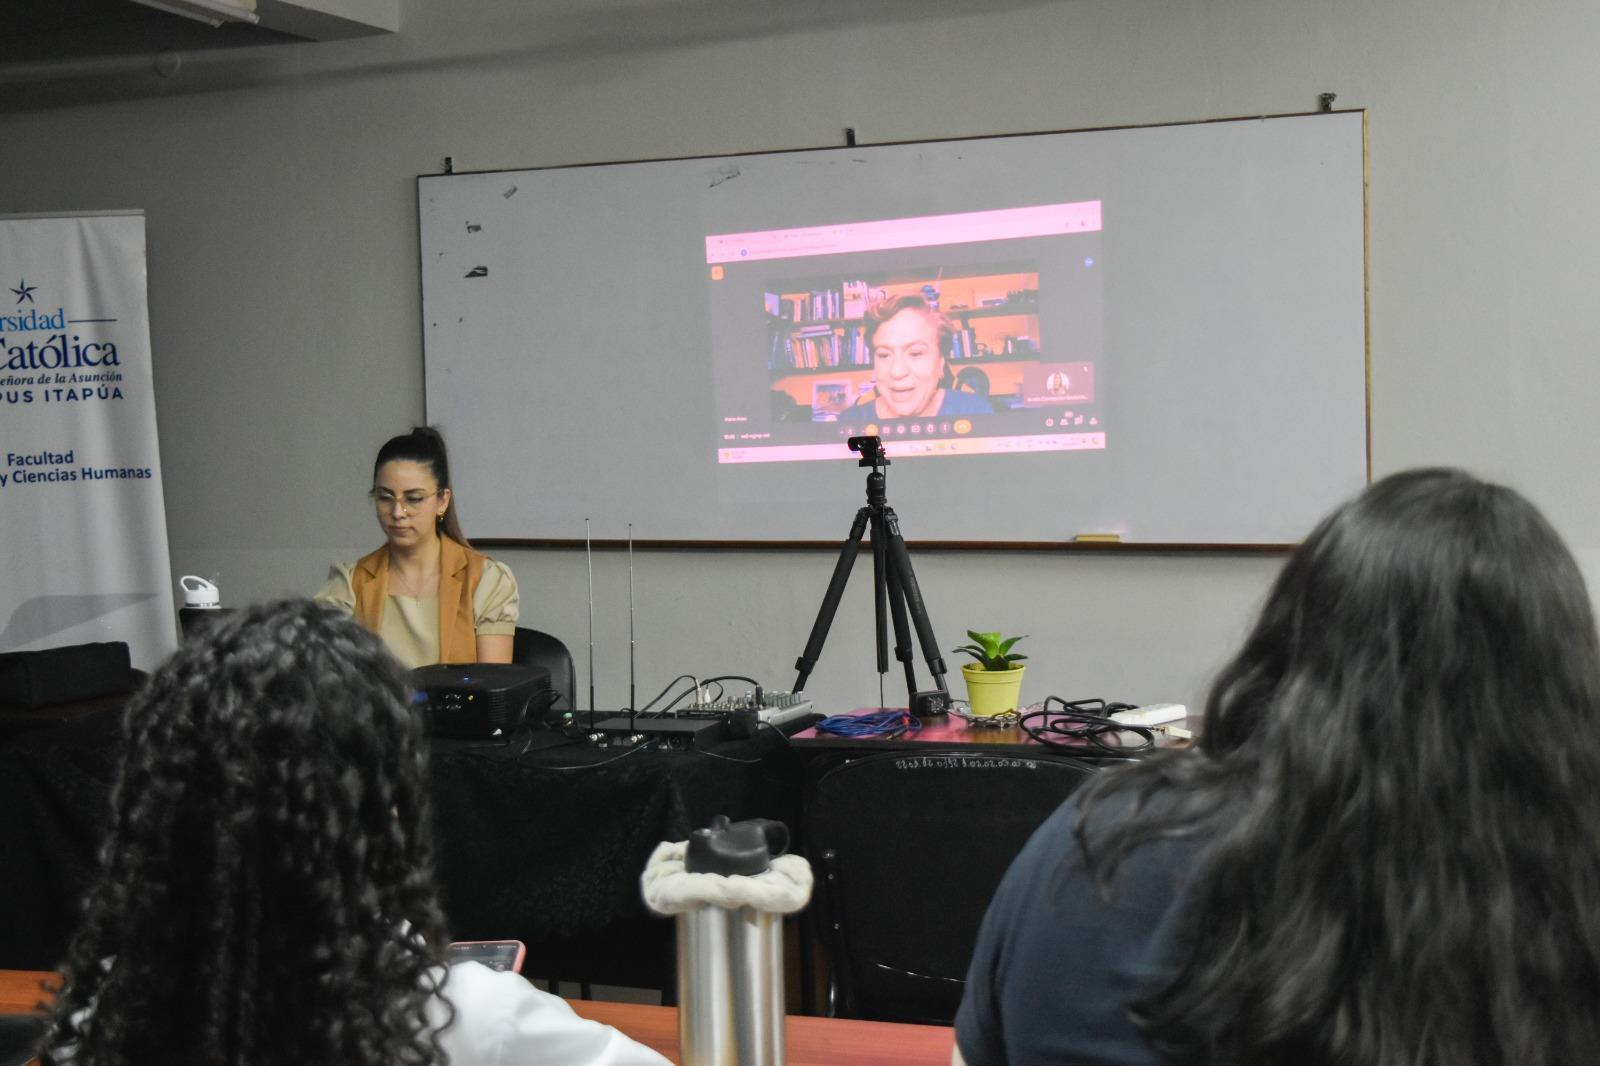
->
[955, 468, 1600, 1065]
[317, 426, 519, 666]
[41, 599, 665, 1066]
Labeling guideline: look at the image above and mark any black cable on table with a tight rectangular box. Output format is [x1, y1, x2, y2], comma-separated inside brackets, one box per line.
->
[1016, 696, 1155, 755]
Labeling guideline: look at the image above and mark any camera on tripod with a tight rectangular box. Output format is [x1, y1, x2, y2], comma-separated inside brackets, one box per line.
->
[793, 433, 949, 714]
[847, 434, 887, 468]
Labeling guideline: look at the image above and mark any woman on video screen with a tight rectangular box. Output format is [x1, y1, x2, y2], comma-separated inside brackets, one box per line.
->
[858, 294, 990, 420]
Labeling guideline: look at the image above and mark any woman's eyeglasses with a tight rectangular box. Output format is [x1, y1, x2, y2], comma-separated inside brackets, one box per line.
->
[369, 489, 440, 514]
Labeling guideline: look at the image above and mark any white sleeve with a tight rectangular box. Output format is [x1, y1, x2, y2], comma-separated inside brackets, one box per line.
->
[432, 962, 670, 1066]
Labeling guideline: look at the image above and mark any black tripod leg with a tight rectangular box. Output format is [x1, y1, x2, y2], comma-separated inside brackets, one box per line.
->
[871, 514, 889, 676]
[882, 509, 949, 694]
[882, 547, 920, 703]
[793, 507, 871, 692]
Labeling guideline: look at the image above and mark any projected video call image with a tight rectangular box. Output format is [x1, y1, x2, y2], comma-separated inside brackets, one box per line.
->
[705, 202, 1104, 465]
[766, 267, 1046, 419]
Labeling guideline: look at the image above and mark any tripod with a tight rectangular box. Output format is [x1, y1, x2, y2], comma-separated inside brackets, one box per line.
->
[793, 435, 948, 712]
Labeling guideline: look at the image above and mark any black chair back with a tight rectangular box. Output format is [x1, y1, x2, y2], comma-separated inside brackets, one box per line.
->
[178, 606, 236, 641]
[512, 627, 576, 715]
[805, 748, 1101, 1025]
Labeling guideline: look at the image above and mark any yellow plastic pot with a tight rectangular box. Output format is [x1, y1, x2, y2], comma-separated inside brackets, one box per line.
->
[961, 662, 1025, 717]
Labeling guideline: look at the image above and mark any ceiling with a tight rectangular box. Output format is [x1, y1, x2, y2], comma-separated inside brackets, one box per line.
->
[2, 0, 312, 65]
[0, 0, 1065, 113]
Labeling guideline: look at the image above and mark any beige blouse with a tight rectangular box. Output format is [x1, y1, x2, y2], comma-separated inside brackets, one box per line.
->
[316, 558, 520, 669]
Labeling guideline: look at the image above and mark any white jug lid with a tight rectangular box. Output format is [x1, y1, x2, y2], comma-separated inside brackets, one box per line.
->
[179, 575, 220, 608]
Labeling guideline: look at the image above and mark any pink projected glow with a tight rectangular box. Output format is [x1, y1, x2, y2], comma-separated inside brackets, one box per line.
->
[718, 432, 1106, 465]
[706, 202, 1102, 265]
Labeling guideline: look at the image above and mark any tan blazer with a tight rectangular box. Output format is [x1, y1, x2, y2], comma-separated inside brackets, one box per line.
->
[351, 536, 486, 664]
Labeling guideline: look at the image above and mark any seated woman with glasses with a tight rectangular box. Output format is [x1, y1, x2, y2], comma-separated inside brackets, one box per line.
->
[955, 468, 1600, 1066]
[41, 599, 666, 1065]
[316, 426, 518, 666]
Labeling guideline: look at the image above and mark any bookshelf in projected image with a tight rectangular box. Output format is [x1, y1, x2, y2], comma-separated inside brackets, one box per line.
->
[766, 268, 1042, 421]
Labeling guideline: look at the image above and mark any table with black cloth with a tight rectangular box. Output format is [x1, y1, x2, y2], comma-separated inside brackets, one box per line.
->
[427, 725, 805, 991]
[0, 710, 806, 993]
[0, 710, 122, 971]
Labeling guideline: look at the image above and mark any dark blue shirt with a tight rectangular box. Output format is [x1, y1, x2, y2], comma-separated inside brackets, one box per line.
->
[937, 388, 992, 415]
[955, 792, 1207, 1065]
[851, 387, 991, 418]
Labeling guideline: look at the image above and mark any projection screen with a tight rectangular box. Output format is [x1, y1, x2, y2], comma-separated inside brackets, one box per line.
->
[419, 110, 1367, 547]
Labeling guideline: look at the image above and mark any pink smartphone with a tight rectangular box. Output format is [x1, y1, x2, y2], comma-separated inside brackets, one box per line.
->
[446, 939, 527, 973]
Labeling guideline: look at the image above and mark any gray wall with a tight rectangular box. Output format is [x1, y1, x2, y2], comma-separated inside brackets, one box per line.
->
[3, 0, 1597, 713]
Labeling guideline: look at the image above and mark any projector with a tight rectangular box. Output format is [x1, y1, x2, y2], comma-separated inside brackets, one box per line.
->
[410, 663, 552, 739]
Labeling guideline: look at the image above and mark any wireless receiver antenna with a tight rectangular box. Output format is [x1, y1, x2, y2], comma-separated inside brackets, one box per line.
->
[585, 518, 597, 730]
[627, 523, 637, 732]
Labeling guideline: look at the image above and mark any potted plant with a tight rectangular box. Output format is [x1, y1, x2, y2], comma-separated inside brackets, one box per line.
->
[954, 630, 1027, 718]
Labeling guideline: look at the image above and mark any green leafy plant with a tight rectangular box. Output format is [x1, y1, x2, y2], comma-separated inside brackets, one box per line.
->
[953, 630, 1028, 672]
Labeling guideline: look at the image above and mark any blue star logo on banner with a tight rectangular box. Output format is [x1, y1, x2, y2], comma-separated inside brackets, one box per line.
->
[11, 278, 37, 304]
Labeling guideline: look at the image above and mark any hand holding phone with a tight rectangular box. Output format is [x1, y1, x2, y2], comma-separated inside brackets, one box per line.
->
[446, 939, 527, 973]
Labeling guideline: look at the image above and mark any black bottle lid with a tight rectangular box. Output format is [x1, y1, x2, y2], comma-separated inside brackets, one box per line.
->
[684, 815, 790, 876]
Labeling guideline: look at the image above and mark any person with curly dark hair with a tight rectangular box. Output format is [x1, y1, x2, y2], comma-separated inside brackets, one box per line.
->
[955, 468, 1600, 1065]
[41, 598, 666, 1066]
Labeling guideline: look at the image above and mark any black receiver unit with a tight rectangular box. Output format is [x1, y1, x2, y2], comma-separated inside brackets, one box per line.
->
[587, 715, 729, 749]
[411, 663, 552, 739]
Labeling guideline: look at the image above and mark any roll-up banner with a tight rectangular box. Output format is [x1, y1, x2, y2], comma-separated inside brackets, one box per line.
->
[0, 211, 176, 669]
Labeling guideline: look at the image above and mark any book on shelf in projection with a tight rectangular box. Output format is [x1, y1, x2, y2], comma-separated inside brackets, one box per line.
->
[763, 280, 871, 325]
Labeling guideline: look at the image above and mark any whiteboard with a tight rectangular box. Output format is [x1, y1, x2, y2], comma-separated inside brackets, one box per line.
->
[419, 111, 1367, 546]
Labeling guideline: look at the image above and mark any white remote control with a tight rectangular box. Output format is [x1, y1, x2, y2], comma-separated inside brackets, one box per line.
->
[1110, 703, 1188, 727]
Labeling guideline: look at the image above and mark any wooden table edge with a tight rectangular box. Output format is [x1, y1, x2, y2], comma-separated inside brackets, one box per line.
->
[4, 971, 955, 1065]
